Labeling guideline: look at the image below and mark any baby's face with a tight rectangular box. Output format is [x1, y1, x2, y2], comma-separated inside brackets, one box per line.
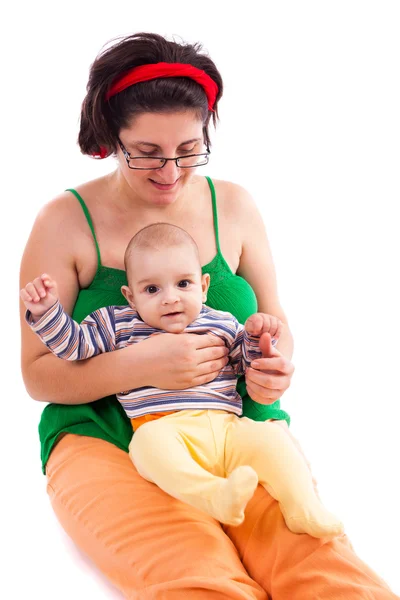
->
[123, 245, 209, 333]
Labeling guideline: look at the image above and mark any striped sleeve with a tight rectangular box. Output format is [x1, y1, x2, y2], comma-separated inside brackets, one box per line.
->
[26, 300, 116, 360]
[228, 320, 262, 376]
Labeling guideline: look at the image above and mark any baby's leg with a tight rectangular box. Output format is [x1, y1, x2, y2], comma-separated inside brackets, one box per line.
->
[225, 418, 344, 538]
[129, 415, 258, 526]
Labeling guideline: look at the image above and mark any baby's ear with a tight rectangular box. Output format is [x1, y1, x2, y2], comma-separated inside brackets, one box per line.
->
[121, 285, 136, 309]
[201, 273, 211, 302]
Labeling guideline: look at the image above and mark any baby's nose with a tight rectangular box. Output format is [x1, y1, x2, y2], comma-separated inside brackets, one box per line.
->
[162, 289, 180, 304]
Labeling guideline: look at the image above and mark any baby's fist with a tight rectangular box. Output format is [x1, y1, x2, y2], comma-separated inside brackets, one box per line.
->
[20, 274, 59, 320]
[245, 313, 283, 339]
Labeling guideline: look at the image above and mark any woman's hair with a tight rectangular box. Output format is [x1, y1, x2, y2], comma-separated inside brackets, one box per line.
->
[78, 33, 223, 157]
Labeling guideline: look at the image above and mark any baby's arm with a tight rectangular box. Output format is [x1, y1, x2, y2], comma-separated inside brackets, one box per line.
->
[229, 313, 282, 376]
[21, 274, 116, 360]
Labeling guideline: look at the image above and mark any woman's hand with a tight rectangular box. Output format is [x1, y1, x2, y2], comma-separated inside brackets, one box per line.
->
[245, 332, 294, 404]
[140, 332, 229, 390]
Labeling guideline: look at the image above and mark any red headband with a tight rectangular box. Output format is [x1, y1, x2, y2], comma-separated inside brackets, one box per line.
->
[106, 62, 218, 110]
[92, 62, 218, 159]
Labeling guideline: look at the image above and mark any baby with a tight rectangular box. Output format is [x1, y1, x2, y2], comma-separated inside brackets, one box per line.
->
[21, 222, 343, 538]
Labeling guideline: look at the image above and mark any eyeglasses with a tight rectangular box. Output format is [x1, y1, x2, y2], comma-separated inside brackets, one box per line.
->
[118, 139, 210, 170]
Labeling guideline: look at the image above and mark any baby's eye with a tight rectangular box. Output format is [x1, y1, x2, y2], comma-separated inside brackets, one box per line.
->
[145, 285, 159, 294]
[178, 280, 191, 288]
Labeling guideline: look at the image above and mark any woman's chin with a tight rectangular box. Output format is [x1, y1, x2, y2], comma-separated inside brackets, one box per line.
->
[145, 178, 181, 202]
[150, 195, 179, 207]
[146, 189, 181, 207]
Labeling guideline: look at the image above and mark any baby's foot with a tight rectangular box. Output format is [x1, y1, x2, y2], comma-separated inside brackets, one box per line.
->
[281, 497, 344, 539]
[216, 466, 259, 526]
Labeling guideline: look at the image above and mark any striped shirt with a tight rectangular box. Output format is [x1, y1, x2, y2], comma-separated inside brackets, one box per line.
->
[26, 301, 262, 419]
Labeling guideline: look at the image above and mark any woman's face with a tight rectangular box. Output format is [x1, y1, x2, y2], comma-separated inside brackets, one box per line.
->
[117, 111, 206, 206]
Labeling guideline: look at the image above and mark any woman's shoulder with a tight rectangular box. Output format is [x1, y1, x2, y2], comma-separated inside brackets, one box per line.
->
[24, 178, 109, 290]
[209, 177, 249, 196]
[29, 176, 109, 268]
[207, 177, 258, 220]
[34, 175, 106, 229]
[29, 194, 78, 251]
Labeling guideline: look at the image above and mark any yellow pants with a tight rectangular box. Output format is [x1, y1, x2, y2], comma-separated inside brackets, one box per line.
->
[129, 410, 343, 538]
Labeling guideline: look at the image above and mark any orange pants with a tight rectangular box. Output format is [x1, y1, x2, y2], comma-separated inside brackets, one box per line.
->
[46, 433, 398, 599]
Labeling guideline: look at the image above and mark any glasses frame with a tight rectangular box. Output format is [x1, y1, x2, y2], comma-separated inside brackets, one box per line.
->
[117, 139, 210, 170]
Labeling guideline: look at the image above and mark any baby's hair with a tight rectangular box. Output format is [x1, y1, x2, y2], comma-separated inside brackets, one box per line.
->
[124, 223, 201, 281]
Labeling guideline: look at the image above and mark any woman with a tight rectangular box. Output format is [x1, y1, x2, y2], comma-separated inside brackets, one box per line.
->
[19, 32, 398, 599]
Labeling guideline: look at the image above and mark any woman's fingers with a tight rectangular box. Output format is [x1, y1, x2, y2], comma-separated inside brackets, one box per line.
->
[193, 334, 229, 366]
[196, 344, 229, 366]
[245, 379, 281, 404]
[194, 333, 226, 349]
[195, 354, 229, 376]
[246, 366, 290, 391]
[250, 356, 293, 375]
[186, 334, 229, 383]
[193, 368, 226, 386]
[246, 368, 289, 390]
[258, 332, 281, 359]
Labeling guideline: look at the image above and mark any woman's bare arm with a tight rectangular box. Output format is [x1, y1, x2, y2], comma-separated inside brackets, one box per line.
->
[216, 181, 295, 405]
[20, 196, 228, 404]
[20, 196, 150, 403]
[233, 183, 294, 360]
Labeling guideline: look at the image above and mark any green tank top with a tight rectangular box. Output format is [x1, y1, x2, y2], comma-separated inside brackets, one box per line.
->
[38, 176, 290, 473]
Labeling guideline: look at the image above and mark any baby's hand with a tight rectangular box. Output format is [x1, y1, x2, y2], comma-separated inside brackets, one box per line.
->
[20, 274, 59, 320]
[245, 313, 283, 339]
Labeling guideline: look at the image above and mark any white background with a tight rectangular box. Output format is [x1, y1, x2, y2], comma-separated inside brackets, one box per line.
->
[2, 1, 400, 597]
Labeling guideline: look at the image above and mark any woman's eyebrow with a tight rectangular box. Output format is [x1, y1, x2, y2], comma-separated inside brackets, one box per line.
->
[132, 138, 202, 149]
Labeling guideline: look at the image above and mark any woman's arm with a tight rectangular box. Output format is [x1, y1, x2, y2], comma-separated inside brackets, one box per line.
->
[20, 196, 228, 404]
[20, 196, 146, 403]
[235, 185, 293, 360]
[221, 182, 295, 404]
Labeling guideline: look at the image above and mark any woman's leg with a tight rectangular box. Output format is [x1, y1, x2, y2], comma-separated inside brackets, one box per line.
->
[46, 434, 267, 600]
[223, 426, 399, 600]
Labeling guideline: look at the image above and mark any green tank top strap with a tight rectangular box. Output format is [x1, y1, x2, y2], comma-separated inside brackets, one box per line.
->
[205, 176, 222, 255]
[66, 188, 102, 270]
